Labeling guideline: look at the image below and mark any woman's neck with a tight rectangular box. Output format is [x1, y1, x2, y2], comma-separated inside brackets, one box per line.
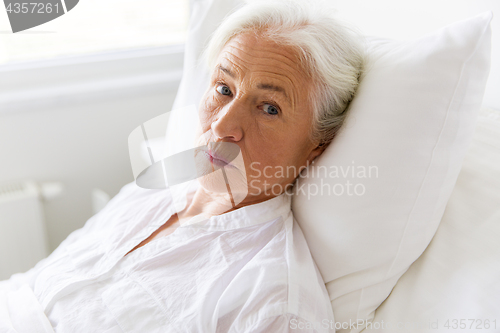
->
[176, 185, 276, 224]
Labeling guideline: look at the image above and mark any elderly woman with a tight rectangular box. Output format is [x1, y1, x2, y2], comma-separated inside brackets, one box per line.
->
[0, 0, 363, 332]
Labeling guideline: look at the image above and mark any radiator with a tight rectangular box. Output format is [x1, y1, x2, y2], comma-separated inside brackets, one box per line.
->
[0, 180, 50, 281]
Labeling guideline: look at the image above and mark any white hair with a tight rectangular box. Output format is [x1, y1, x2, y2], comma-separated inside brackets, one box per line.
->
[201, 0, 365, 148]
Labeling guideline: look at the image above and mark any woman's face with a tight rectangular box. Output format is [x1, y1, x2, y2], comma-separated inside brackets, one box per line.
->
[196, 32, 322, 203]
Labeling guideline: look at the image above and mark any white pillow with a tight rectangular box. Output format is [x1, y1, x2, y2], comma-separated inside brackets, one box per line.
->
[171, 0, 245, 112]
[171, 1, 492, 330]
[362, 107, 500, 332]
[290, 12, 492, 332]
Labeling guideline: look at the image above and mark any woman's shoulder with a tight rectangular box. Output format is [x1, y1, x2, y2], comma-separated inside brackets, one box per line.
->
[215, 213, 333, 330]
[89, 181, 173, 229]
[105, 181, 171, 210]
[287, 216, 335, 323]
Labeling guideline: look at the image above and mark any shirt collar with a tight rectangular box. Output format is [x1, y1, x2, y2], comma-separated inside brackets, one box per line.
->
[178, 184, 292, 231]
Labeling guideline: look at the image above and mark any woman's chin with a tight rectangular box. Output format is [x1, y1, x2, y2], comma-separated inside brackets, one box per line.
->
[198, 172, 249, 204]
[197, 174, 230, 193]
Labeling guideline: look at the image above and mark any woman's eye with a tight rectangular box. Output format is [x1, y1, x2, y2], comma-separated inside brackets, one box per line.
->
[216, 84, 231, 96]
[263, 103, 279, 115]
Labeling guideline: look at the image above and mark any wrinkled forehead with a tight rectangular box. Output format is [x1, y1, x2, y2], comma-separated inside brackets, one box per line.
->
[214, 32, 312, 106]
[217, 32, 307, 75]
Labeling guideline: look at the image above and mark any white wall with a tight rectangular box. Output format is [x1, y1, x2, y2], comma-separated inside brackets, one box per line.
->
[0, 92, 177, 251]
[0, 47, 182, 252]
[331, 0, 500, 110]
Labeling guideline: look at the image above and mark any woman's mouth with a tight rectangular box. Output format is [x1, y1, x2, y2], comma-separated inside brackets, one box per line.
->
[204, 150, 231, 168]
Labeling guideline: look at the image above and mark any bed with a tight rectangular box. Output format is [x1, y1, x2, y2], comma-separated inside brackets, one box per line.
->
[170, 0, 500, 332]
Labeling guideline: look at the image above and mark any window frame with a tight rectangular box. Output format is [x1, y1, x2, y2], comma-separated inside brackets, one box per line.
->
[0, 44, 185, 115]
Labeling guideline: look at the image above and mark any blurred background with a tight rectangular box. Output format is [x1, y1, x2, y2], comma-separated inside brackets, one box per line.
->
[0, 0, 498, 279]
[0, 0, 189, 278]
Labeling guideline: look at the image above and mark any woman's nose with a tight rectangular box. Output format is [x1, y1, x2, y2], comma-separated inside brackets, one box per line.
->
[211, 104, 244, 142]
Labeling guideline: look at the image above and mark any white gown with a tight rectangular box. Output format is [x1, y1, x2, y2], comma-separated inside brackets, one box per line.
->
[0, 181, 335, 332]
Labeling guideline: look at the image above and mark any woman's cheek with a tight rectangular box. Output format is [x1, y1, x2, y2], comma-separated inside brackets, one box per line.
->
[199, 96, 218, 129]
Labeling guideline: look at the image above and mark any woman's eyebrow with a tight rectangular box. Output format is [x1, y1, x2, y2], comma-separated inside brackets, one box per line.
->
[257, 83, 292, 106]
[217, 64, 236, 78]
[216, 64, 292, 106]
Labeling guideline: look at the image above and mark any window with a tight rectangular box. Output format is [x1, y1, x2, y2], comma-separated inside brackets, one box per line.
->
[0, 0, 190, 65]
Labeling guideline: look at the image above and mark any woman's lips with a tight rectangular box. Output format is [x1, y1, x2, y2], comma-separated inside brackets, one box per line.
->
[203, 150, 232, 168]
[196, 142, 240, 169]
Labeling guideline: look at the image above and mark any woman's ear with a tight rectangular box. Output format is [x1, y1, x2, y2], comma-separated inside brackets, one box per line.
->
[306, 142, 326, 165]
